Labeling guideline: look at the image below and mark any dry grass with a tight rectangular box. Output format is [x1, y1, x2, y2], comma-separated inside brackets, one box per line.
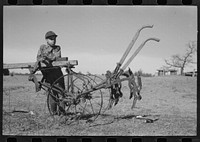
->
[3, 75, 197, 136]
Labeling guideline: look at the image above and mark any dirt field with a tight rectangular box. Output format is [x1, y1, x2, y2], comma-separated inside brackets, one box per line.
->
[3, 74, 197, 136]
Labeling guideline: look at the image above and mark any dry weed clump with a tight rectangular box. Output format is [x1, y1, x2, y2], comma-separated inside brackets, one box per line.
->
[3, 112, 45, 134]
[3, 109, 70, 135]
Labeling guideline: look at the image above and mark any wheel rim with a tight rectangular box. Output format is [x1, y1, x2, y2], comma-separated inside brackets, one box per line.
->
[49, 73, 104, 122]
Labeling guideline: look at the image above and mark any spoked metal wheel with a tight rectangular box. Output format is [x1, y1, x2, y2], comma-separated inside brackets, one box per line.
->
[48, 73, 104, 123]
[46, 89, 56, 116]
[83, 74, 110, 113]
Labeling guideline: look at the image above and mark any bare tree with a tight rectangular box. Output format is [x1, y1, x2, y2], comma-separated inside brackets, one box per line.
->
[165, 41, 197, 75]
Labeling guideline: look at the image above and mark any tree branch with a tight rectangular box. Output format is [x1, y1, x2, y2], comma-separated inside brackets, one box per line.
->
[164, 41, 197, 72]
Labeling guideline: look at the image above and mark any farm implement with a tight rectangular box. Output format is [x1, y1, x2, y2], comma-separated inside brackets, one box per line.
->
[4, 25, 160, 122]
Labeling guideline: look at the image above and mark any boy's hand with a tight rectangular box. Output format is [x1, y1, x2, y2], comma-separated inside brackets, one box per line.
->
[29, 67, 37, 74]
[38, 56, 47, 62]
[28, 74, 34, 81]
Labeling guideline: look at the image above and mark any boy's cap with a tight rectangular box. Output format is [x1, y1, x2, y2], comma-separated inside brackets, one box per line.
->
[45, 31, 57, 39]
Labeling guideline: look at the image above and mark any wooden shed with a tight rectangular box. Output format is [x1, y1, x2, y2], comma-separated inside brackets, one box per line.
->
[156, 68, 178, 76]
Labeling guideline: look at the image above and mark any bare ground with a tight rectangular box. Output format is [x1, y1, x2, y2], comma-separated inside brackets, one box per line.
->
[3, 75, 197, 136]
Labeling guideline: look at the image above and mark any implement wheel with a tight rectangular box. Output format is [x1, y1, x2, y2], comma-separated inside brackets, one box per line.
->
[48, 73, 104, 122]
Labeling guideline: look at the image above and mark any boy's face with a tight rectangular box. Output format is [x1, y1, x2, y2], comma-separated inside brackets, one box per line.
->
[46, 36, 56, 46]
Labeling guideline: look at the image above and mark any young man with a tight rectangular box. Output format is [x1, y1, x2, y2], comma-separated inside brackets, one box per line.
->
[31, 31, 65, 115]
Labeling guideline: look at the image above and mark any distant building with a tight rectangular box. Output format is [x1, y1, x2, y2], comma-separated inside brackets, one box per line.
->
[156, 67, 178, 76]
[184, 69, 197, 77]
[168, 69, 178, 75]
[157, 69, 165, 76]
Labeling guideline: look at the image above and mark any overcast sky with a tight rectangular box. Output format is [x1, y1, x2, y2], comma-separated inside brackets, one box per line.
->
[3, 6, 197, 74]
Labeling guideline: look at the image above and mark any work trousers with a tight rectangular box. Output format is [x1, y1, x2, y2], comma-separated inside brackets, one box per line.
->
[41, 67, 65, 114]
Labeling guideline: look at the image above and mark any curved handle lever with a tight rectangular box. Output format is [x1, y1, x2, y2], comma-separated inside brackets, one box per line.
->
[120, 37, 160, 72]
[113, 25, 155, 74]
